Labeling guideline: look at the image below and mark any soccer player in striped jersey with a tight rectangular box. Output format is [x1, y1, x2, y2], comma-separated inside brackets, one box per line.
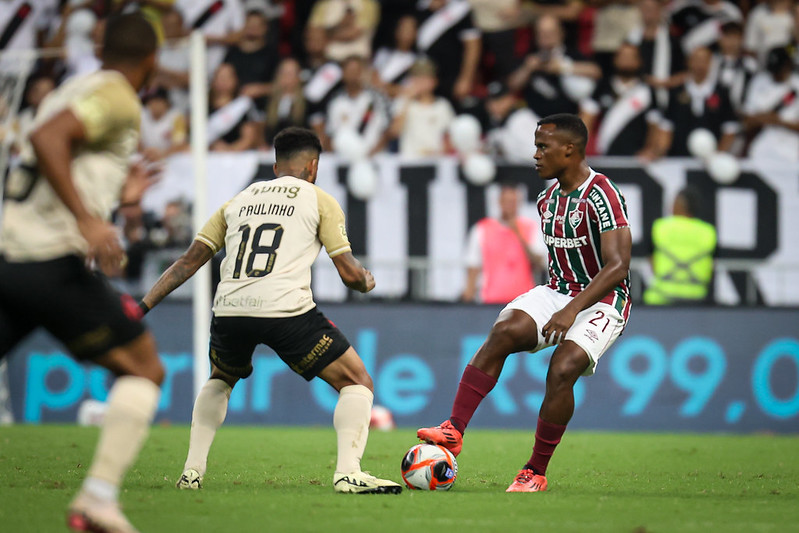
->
[418, 113, 632, 492]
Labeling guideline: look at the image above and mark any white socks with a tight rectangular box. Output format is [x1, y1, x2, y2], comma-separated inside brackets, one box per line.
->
[84, 376, 160, 502]
[333, 384, 373, 474]
[184, 378, 232, 475]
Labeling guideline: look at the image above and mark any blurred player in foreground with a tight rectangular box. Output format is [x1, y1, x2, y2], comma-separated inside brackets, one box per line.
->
[139, 127, 402, 494]
[0, 14, 163, 533]
[418, 114, 632, 492]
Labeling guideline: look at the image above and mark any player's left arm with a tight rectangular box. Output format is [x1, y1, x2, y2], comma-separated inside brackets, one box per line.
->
[541, 227, 631, 343]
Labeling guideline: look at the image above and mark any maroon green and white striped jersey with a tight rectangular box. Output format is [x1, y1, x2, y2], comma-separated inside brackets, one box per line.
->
[536, 169, 632, 320]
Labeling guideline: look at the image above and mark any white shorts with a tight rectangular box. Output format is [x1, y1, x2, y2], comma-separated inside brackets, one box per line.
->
[503, 286, 626, 376]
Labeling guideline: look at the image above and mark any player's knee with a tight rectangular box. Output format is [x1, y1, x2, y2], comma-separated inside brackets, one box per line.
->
[546, 359, 583, 389]
[488, 319, 528, 352]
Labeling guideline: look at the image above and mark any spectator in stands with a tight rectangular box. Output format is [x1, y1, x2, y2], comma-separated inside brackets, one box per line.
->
[155, 9, 190, 112]
[0, 0, 58, 55]
[139, 87, 188, 161]
[627, 0, 685, 108]
[580, 43, 661, 157]
[308, 0, 380, 62]
[508, 14, 600, 118]
[207, 63, 260, 152]
[462, 183, 546, 304]
[742, 46, 799, 163]
[223, 9, 279, 105]
[416, 0, 482, 105]
[644, 186, 716, 305]
[745, 0, 794, 65]
[668, 0, 742, 54]
[389, 58, 455, 158]
[372, 15, 421, 98]
[302, 26, 343, 129]
[590, 0, 642, 74]
[10, 75, 55, 155]
[715, 21, 758, 113]
[263, 58, 309, 144]
[176, 0, 245, 76]
[468, 0, 523, 80]
[482, 81, 539, 163]
[319, 55, 390, 155]
[649, 46, 739, 158]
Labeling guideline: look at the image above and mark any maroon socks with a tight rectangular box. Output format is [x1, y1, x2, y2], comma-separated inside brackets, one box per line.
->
[525, 417, 567, 475]
[449, 364, 497, 434]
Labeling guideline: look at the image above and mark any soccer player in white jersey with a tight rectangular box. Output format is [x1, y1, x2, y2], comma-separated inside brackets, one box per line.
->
[138, 127, 402, 494]
[418, 113, 632, 493]
[0, 14, 163, 533]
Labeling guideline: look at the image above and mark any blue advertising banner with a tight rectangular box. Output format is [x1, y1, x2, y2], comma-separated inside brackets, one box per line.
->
[5, 303, 799, 433]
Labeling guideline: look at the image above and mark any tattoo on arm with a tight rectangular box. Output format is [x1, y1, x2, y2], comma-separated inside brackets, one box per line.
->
[142, 242, 214, 309]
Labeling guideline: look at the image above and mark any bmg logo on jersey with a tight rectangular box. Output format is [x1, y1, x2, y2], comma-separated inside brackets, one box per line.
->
[253, 184, 301, 198]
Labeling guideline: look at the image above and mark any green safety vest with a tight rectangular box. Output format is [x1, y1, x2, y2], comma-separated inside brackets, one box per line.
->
[643, 216, 717, 305]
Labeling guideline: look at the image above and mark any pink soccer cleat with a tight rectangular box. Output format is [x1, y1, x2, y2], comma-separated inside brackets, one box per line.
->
[416, 420, 463, 457]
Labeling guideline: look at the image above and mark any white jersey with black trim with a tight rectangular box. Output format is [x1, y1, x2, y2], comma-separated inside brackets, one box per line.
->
[197, 176, 352, 318]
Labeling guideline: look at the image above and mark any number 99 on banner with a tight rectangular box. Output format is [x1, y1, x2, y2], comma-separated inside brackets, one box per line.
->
[608, 336, 799, 423]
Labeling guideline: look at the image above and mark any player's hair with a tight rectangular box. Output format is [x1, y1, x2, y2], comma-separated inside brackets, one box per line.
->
[273, 127, 323, 161]
[537, 113, 588, 155]
[102, 13, 158, 64]
[677, 185, 702, 217]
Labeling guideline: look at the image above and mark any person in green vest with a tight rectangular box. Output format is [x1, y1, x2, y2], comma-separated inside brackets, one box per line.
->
[644, 186, 717, 305]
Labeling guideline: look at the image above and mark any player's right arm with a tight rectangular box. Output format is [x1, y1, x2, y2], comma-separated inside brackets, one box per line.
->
[139, 205, 227, 313]
[332, 252, 375, 293]
[317, 188, 374, 293]
[29, 110, 122, 273]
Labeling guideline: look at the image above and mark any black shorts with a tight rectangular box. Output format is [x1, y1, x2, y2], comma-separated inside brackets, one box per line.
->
[209, 307, 351, 381]
[0, 255, 146, 360]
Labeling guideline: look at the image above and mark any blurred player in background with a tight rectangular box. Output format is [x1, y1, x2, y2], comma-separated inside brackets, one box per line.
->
[418, 114, 632, 493]
[0, 14, 163, 533]
[139, 127, 402, 495]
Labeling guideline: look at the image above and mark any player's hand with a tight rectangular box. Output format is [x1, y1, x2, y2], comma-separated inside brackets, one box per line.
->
[542, 307, 578, 345]
[363, 269, 376, 292]
[78, 217, 124, 275]
[121, 159, 162, 206]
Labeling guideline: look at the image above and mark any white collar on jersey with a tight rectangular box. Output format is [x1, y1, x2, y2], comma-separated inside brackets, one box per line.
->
[575, 168, 597, 192]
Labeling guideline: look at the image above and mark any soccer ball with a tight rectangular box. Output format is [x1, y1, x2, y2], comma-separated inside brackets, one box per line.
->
[400, 443, 458, 491]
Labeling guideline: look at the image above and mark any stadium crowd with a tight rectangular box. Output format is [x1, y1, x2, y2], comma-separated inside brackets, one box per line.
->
[1, 0, 796, 290]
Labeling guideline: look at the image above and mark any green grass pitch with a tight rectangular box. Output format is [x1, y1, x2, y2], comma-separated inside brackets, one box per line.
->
[1, 425, 797, 532]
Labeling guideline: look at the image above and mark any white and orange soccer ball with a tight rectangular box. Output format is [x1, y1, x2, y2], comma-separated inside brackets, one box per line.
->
[400, 443, 458, 491]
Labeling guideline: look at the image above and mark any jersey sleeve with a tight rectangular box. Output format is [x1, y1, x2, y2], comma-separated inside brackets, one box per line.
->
[70, 77, 140, 144]
[316, 188, 352, 258]
[588, 179, 630, 233]
[195, 203, 229, 253]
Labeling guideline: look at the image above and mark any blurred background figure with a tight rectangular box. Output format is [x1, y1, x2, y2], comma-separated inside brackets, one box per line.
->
[262, 58, 309, 146]
[509, 14, 600, 119]
[644, 186, 717, 306]
[308, 0, 380, 62]
[741, 46, 799, 163]
[207, 63, 260, 152]
[580, 43, 661, 158]
[650, 46, 739, 158]
[668, 0, 743, 54]
[715, 21, 758, 113]
[626, 0, 685, 108]
[416, 0, 482, 105]
[468, 0, 523, 81]
[389, 58, 455, 158]
[176, 0, 245, 77]
[319, 55, 389, 156]
[745, 0, 794, 65]
[155, 8, 190, 112]
[482, 81, 538, 163]
[302, 26, 343, 130]
[372, 15, 421, 98]
[223, 8, 278, 106]
[139, 87, 188, 161]
[589, 0, 641, 74]
[462, 184, 546, 304]
[9, 75, 55, 155]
